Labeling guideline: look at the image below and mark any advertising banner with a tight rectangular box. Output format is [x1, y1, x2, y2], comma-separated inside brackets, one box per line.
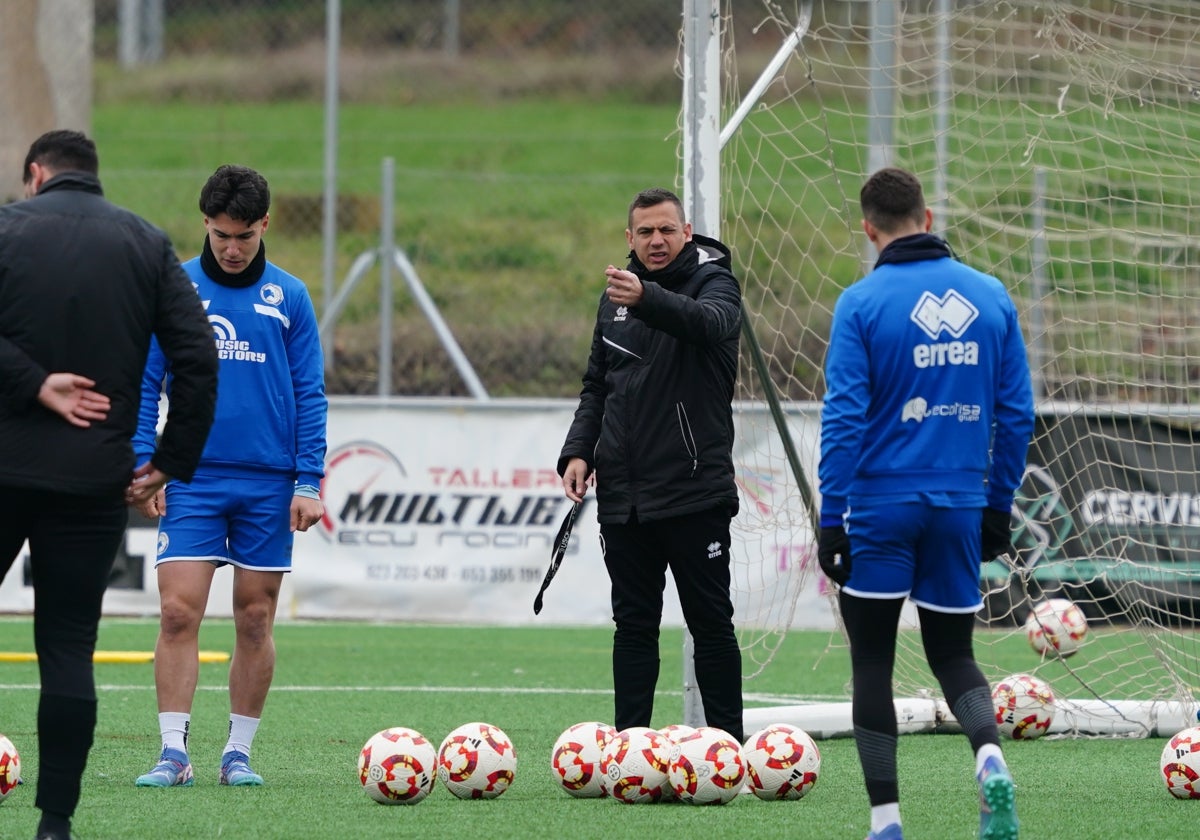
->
[0, 399, 829, 628]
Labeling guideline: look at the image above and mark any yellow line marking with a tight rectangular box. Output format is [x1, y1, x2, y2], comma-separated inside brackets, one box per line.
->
[0, 651, 230, 664]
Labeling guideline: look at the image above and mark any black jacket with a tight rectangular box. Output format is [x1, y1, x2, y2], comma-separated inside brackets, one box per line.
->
[0, 172, 218, 496]
[558, 235, 741, 523]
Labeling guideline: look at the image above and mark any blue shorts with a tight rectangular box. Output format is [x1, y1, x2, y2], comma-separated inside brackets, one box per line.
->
[841, 500, 983, 613]
[155, 474, 296, 572]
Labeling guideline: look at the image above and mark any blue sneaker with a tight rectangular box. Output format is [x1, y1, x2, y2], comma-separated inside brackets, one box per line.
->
[136, 747, 194, 787]
[866, 824, 903, 840]
[978, 756, 1019, 840]
[219, 750, 263, 786]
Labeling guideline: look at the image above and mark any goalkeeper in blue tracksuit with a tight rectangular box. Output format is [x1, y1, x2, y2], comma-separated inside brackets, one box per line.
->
[817, 168, 1034, 840]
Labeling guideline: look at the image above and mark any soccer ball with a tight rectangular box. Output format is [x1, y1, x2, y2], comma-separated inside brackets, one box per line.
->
[742, 723, 821, 800]
[1161, 726, 1200, 799]
[667, 726, 746, 805]
[1024, 598, 1088, 657]
[0, 734, 19, 804]
[550, 721, 617, 798]
[992, 673, 1055, 740]
[655, 724, 697, 801]
[358, 727, 437, 805]
[437, 722, 517, 800]
[599, 726, 671, 804]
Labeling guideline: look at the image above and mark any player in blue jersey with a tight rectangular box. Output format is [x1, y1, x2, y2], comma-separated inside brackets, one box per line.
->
[817, 168, 1034, 840]
[133, 165, 327, 789]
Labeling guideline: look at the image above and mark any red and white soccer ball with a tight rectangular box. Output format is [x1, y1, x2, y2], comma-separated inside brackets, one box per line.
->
[550, 721, 617, 798]
[992, 673, 1056, 740]
[666, 726, 746, 805]
[1161, 726, 1200, 799]
[599, 726, 671, 804]
[437, 722, 517, 800]
[0, 734, 19, 804]
[742, 723, 821, 800]
[655, 724, 697, 801]
[357, 727, 437, 805]
[1024, 598, 1088, 657]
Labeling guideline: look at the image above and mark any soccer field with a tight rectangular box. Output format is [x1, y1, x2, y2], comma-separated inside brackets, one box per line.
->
[0, 617, 1189, 839]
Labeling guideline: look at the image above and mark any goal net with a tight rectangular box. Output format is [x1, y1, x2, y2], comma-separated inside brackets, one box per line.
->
[715, 0, 1200, 737]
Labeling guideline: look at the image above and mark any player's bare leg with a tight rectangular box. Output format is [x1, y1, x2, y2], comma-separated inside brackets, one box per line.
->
[154, 561, 218, 711]
[137, 561, 216, 787]
[221, 568, 283, 786]
[228, 567, 282, 718]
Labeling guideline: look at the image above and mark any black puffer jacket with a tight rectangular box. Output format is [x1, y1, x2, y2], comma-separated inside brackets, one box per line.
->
[558, 235, 741, 523]
[0, 172, 218, 496]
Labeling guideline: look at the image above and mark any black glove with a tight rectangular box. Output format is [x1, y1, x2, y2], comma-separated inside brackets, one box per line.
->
[981, 507, 1013, 561]
[818, 525, 851, 585]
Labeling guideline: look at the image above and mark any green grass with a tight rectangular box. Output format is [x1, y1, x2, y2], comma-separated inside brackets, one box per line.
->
[0, 618, 1191, 839]
[94, 99, 680, 327]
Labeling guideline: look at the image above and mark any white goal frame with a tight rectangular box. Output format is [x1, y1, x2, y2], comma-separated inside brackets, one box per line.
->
[680, 0, 1200, 739]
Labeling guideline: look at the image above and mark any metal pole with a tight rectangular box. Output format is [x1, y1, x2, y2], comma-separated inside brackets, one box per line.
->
[1029, 168, 1048, 401]
[865, 0, 898, 268]
[718, 5, 812, 150]
[444, 0, 460, 59]
[681, 0, 721, 238]
[378, 158, 394, 398]
[933, 0, 951, 230]
[680, 0, 722, 730]
[322, 0, 341, 369]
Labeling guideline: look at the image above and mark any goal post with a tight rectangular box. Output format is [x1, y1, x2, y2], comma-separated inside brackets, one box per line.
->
[686, 0, 1200, 738]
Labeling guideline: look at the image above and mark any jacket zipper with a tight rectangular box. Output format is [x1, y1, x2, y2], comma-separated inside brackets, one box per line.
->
[675, 402, 698, 477]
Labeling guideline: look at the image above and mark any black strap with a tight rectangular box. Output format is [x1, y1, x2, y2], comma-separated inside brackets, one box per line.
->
[533, 501, 581, 615]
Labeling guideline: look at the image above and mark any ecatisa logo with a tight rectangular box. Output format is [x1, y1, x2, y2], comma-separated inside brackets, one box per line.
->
[900, 396, 981, 423]
[319, 440, 574, 551]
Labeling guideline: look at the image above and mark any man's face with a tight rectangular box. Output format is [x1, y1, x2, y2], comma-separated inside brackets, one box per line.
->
[626, 201, 691, 272]
[204, 212, 268, 275]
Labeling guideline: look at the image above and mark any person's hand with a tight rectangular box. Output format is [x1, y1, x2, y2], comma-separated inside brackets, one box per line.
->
[127, 461, 169, 508]
[38, 372, 110, 428]
[604, 265, 644, 308]
[562, 457, 593, 504]
[291, 495, 324, 533]
[136, 489, 166, 519]
[818, 525, 851, 585]
[982, 507, 1014, 561]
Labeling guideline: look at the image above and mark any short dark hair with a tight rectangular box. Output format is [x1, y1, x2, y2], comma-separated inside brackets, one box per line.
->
[23, 129, 99, 184]
[860, 167, 926, 233]
[628, 187, 685, 229]
[199, 164, 271, 223]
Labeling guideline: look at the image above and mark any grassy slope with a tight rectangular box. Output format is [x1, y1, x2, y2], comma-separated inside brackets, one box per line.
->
[94, 99, 680, 395]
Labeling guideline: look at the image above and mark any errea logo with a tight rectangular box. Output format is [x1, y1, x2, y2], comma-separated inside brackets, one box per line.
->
[614, 305, 629, 322]
[910, 289, 980, 368]
[706, 541, 722, 559]
[911, 289, 978, 339]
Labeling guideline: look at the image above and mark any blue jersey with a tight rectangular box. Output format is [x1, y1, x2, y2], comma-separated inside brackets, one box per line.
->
[134, 257, 327, 489]
[818, 236, 1034, 523]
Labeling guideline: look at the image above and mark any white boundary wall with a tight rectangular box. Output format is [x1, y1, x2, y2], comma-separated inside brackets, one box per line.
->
[0, 398, 833, 629]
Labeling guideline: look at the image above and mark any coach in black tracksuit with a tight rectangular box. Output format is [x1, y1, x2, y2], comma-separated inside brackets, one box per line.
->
[559, 187, 743, 742]
[0, 130, 217, 840]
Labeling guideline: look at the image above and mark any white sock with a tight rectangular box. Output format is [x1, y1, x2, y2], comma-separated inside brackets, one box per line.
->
[975, 743, 1004, 777]
[870, 803, 901, 833]
[225, 713, 260, 757]
[159, 712, 190, 754]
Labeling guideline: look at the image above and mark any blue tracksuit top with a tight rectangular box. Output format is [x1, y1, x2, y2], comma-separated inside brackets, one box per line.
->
[133, 256, 327, 489]
[818, 234, 1034, 524]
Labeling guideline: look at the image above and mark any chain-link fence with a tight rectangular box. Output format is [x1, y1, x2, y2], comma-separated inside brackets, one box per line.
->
[7, 2, 866, 396]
